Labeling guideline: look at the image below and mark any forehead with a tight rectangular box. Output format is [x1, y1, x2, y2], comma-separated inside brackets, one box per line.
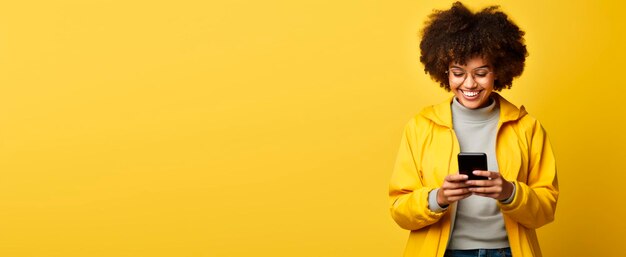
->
[450, 56, 491, 68]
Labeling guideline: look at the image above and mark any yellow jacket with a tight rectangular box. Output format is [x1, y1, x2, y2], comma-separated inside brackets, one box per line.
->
[389, 94, 558, 257]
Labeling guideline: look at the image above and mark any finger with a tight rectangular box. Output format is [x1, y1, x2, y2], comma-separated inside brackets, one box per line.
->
[472, 193, 499, 198]
[465, 179, 495, 187]
[447, 194, 472, 202]
[446, 174, 469, 182]
[472, 170, 498, 178]
[444, 188, 472, 197]
[443, 181, 470, 189]
[468, 186, 501, 194]
[444, 189, 472, 200]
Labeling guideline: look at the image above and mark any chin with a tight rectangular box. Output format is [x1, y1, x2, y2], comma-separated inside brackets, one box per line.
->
[459, 98, 488, 109]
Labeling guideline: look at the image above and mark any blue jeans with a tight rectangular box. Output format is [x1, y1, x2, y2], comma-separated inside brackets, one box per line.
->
[444, 248, 512, 257]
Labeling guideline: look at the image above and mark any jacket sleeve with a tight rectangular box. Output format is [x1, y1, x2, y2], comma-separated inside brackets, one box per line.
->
[499, 120, 559, 229]
[389, 118, 447, 230]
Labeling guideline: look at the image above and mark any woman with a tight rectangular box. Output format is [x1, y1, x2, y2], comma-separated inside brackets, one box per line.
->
[389, 2, 558, 257]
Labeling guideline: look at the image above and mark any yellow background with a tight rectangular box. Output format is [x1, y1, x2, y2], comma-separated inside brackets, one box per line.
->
[0, 0, 624, 256]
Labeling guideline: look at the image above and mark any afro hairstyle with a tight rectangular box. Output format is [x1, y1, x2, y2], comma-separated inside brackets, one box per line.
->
[419, 1, 528, 91]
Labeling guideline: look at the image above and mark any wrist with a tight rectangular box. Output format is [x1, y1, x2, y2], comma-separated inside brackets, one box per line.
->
[428, 189, 448, 212]
[436, 188, 449, 207]
[500, 181, 515, 202]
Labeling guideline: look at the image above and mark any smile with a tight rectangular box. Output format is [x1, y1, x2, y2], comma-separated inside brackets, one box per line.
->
[460, 89, 481, 97]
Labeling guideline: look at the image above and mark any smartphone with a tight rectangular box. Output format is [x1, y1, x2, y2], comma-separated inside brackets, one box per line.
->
[458, 152, 489, 180]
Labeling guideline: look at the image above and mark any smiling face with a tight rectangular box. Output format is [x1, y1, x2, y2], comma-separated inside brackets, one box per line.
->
[449, 57, 496, 109]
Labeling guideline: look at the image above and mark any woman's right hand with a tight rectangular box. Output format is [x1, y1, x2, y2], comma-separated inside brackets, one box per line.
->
[436, 174, 472, 207]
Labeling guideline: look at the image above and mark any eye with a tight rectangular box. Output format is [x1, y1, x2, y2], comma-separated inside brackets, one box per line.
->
[473, 69, 490, 77]
[449, 69, 465, 77]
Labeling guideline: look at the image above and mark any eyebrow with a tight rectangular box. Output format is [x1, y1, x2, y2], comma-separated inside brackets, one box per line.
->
[450, 65, 491, 69]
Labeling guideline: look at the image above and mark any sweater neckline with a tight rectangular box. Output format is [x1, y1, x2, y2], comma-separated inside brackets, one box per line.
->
[451, 97, 499, 123]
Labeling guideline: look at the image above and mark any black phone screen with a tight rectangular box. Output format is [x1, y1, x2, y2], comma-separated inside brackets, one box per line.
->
[458, 152, 489, 180]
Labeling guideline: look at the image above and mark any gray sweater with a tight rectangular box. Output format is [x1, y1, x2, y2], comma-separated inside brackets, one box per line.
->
[428, 97, 512, 250]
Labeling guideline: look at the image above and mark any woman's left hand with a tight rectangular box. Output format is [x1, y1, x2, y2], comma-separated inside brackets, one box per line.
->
[466, 170, 515, 201]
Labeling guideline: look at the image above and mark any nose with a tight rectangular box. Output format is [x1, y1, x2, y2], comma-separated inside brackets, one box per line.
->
[462, 74, 478, 89]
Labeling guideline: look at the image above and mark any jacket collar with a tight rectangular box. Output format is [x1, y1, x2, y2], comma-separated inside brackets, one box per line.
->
[420, 93, 527, 128]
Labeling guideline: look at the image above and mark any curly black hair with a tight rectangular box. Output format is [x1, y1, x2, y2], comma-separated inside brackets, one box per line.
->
[419, 2, 528, 91]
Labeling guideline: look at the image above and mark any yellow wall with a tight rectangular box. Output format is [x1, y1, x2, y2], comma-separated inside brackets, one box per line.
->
[0, 0, 624, 256]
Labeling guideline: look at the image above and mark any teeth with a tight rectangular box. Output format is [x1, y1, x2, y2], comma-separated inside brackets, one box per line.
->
[462, 90, 479, 97]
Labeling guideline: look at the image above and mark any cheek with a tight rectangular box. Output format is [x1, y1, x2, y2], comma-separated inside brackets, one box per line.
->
[449, 82, 458, 91]
[483, 80, 495, 91]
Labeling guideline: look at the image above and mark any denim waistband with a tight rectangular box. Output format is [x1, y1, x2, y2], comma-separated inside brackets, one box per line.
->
[444, 247, 511, 257]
